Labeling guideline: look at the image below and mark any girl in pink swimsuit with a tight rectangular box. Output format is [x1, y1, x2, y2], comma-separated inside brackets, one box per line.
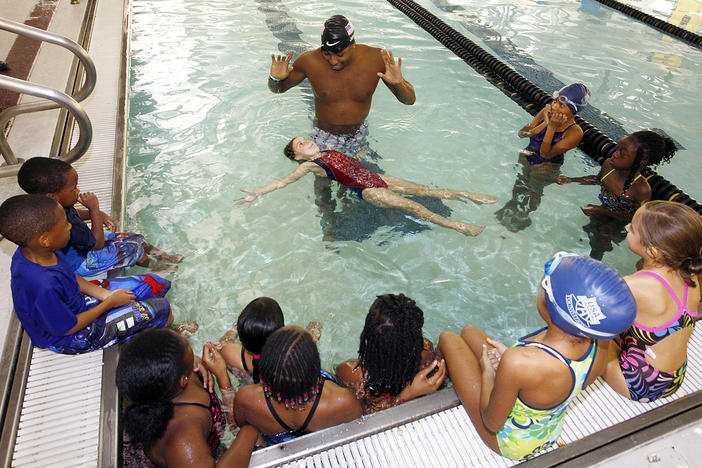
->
[235, 137, 498, 236]
[604, 201, 702, 402]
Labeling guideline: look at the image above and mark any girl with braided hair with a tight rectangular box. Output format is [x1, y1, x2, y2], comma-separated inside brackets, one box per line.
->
[557, 130, 677, 259]
[604, 201, 702, 402]
[117, 329, 259, 467]
[336, 294, 446, 414]
[233, 326, 362, 445]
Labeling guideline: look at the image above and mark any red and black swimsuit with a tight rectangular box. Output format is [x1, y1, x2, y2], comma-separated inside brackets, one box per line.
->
[312, 150, 387, 197]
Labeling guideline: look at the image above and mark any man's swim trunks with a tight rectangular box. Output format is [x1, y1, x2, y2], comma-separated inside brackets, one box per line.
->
[310, 121, 369, 156]
[312, 150, 387, 197]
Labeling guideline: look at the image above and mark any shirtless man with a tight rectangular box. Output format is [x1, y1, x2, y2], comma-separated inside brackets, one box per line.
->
[268, 15, 415, 154]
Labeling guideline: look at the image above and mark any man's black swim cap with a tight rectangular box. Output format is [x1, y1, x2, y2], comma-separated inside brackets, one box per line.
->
[321, 15, 355, 54]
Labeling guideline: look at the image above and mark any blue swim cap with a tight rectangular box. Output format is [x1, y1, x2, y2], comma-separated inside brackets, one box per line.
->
[553, 83, 590, 114]
[542, 252, 636, 339]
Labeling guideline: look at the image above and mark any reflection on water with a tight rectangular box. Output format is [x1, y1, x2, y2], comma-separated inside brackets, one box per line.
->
[128, 0, 697, 375]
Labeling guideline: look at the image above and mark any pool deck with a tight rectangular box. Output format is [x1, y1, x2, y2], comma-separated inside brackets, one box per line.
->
[1, 0, 701, 466]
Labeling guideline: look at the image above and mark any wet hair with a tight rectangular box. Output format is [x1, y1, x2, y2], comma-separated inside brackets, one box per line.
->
[0, 194, 61, 246]
[621, 131, 676, 195]
[116, 329, 189, 451]
[283, 138, 296, 160]
[17, 157, 74, 194]
[237, 297, 285, 383]
[635, 201, 702, 287]
[258, 326, 321, 404]
[358, 294, 424, 397]
[321, 15, 355, 54]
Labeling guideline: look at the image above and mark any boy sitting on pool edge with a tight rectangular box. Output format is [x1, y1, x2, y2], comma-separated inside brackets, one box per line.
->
[0, 195, 173, 354]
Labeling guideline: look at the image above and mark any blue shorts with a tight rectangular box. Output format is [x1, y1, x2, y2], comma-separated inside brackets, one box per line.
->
[50, 274, 171, 354]
[49, 298, 171, 354]
[74, 232, 145, 277]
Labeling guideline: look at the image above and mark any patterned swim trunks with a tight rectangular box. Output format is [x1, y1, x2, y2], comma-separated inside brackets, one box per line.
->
[310, 121, 370, 156]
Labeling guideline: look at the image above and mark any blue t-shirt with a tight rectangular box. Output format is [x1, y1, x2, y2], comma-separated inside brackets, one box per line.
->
[60, 206, 96, 270]
[10, 248, 88, 349]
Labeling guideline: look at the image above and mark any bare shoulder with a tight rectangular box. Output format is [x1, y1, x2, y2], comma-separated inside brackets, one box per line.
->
[499, 346, 551, 384]
[336, 360, 362, 385]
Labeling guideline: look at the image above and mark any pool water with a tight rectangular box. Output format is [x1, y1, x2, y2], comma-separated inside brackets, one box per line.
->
[127, 0, 701, 373]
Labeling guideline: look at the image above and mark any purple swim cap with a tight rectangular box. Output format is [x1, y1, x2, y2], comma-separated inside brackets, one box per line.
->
[553, 83, 590, 114]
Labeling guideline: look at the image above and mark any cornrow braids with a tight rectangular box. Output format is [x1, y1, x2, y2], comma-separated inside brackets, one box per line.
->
[116, 329, 189, 451]
[358, 294, 424, 397]
[258, 326, 321, 409]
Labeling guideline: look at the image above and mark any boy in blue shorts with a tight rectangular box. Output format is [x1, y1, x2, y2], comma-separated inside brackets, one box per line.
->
[17, 157, 182, 276]
[0, 195, 173, 354]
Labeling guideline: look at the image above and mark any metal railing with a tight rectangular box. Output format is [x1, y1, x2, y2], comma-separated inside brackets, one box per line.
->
[0, 16, 96, 177]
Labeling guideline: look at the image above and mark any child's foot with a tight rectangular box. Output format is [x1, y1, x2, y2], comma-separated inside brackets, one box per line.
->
[171, 320, 199, 338]
[219, 326, 238, 345]
[157, 253, 184, 264]
[149, 260, 178, 273]
[305, 321, 323, 342]
[456, 223, 485, 236]
[460, 192, 498, 204]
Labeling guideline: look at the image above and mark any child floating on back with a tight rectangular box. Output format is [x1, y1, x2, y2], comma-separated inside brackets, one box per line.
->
[439, 253, 635, 460]
[0, 195, 172, 354]
[603, 201, 702, 402]
[18, 157, 183, 276]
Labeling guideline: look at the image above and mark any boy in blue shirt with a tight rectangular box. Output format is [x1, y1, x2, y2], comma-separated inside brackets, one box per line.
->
[17, 157, 182, 276]
[0, 195, 173, 354]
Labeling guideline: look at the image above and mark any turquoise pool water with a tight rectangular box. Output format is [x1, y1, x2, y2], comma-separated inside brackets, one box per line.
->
[127, 0, 701, 372]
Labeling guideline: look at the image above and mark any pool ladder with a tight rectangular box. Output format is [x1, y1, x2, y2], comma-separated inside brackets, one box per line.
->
[0, 16, 95, 178]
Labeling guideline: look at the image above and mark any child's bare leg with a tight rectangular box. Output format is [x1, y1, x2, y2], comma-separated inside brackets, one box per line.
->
[143, 243, 184, 264]
[171, 320, 199, 338]
[139, 256, 178, 273]
[362, 188, 485, 236]
[438, 331, 500, 454]
[219, 325, 239, 345]
[380, 175, 498, 204]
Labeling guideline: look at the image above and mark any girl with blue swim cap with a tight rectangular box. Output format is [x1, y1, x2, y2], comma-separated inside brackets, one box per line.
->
[439, 253, 635, 461]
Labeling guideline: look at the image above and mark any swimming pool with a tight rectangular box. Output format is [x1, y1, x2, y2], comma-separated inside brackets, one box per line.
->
[126, 0, 702, 373]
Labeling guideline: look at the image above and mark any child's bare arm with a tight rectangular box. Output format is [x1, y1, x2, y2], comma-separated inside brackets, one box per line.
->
[519, 107, 547, 137]
[66, 288, 135, 335]
[235, 162, 323, 204]
[78, 192, 106, 249]
[480, 347, 522, 433]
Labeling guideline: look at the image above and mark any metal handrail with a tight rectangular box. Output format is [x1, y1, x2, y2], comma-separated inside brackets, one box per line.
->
[0, 76, 92, 177]
[0, 17, 96, 175]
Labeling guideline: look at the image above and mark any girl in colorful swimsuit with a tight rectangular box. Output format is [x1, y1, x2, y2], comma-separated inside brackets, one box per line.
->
[336, 294, 446, 414]
[603, 201, 702, 402]
[495, 83, 589, 232]
[557, 130, 677, 259]
[235, 137, 497, 236]
[233, 326, 362, 445]
[439, 253, 636, 461]
[117, 329, 260, 468]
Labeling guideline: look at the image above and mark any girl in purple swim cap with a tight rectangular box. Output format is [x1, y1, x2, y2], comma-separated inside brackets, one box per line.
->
[495, 83, 590, 232]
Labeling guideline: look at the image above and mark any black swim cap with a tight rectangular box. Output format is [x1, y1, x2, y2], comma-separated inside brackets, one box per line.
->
[321, 15, 355, 54]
